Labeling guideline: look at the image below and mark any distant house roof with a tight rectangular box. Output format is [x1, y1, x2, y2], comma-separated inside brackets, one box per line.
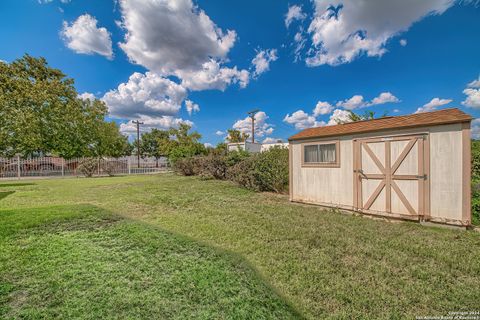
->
[289, 108, 472, 141]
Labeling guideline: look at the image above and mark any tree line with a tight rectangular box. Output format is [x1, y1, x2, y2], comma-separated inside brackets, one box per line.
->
[0, 54, 248, 161]
[0, 55, 130, 159]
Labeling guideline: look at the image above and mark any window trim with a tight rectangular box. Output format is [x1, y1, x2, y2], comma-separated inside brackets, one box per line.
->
[301, 140, 340, 168]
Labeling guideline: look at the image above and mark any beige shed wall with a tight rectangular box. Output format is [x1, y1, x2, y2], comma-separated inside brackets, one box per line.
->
[291, 138, 354, 208]
[428, 123, 464, 221]
[290, 123, 468, 224]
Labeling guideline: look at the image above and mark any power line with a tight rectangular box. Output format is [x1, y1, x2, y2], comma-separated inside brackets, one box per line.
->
[132, 120, 144, 168]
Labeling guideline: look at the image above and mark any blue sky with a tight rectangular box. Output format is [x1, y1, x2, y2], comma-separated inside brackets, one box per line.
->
[1, 0, 480, 145]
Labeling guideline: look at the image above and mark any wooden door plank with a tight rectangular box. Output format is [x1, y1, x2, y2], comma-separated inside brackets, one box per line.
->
[358, 142, 363, 209]
[391, 181, 416, 215]
[364, 180, 386, 210]
[391, 139, 416, 174]
[424, 134, 430, 219]
[418, 138, 424, 217]
[363, 174, 385, 179]
[355, 134, 426, 144]
[392, 175, 422, 180]
[385, 141, 391, 213]
[362, 143, 385, 173]
[353, 140, 358, 209]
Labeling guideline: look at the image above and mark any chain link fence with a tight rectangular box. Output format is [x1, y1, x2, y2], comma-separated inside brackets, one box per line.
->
[0, 156, 169, 179]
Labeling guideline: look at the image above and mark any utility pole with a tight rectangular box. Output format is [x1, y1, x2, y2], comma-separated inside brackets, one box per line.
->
[132, 120, 143, 168]
[247, 109, 259, 143]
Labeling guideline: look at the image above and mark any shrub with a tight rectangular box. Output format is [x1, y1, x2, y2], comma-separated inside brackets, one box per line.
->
[174, 146, 289, 194]
[227, 155, 259, 191]
[472, 140, 480, 180]
[471, 141, 480, 225]
[78, 158, 98, 177]
[173, 157, 199, 176]
[472, 180, 480, 225]
[225, 150, 250, 167]
[227, 147, 289, 193]
[198, 155, 228, 180]
[101, 160, 117, 177]
[253, 147, 289, 193]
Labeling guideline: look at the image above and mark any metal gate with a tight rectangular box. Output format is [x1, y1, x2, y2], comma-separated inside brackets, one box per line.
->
[353, 134, 429, 219]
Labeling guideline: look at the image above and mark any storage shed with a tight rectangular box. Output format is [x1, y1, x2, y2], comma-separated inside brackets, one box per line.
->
[288, 108, 472, 226]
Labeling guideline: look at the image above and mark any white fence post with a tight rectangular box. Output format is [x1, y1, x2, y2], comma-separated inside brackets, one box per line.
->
[127, 157, 131, 175]
[17, 155, 21, 179]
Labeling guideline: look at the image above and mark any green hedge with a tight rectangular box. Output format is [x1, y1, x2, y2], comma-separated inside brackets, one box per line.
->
[471, 141, 480, 225]
[174, 147, 289, 193]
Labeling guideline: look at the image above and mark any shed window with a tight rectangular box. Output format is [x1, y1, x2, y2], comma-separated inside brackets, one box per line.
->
[304, 143, 337, 163]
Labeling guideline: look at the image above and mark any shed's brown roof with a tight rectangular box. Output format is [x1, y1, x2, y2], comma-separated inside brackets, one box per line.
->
[289, 108, 472, 141]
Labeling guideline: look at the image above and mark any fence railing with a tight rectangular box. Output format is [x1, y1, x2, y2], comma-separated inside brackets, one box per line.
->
[0, 156, 169, 179]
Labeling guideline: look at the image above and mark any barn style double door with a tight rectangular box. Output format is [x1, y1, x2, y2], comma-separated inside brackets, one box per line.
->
[353, 134, 430, 219]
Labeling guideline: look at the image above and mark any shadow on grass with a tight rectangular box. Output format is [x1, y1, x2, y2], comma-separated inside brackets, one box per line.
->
[0, 191, 15, 201]
[0, 204, 303, 319]
[0, 183, 36, 188]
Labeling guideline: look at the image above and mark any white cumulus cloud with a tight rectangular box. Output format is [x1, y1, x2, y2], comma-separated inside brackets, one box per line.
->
[285, 5, 306, 28]
[61, 14, 113, 59]
[103, 72, 187, 119]
[462, 77, 480, 108]
[415, 97, 452, 113]
[327, 109, 352, 125]
[185, 100, 200, 115]
[233, 111, 274, 138]
[313, 101, 333, 116]
[284, 110, 325, 130]
[251, 49, 278, 78]
[370, 92, 400, 105]
[467, 77, 480, 88]
[118, 0, 248, 91]
[215, 130, 225, 136]
[177, 59, 249, 91]
[336, 95, 366, 110]
[301, 0, 454, 66]
[285, 92, 397, 131]
[336, 92, 400, 110]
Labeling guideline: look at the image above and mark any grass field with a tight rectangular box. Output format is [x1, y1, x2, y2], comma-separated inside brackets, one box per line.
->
[1, 174, 479, 319]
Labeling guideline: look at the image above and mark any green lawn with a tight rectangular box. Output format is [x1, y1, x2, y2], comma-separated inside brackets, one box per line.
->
[1, 174, 479, 319]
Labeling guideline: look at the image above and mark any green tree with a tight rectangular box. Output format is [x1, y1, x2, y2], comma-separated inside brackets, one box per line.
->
[92, 122, 130, 158]
[167, 124, 206, 163]
[212, 142, 228, 156]
[140, 129, 170, 166]
[0, 54, 126, 159]
[227, 129, 249, 143]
